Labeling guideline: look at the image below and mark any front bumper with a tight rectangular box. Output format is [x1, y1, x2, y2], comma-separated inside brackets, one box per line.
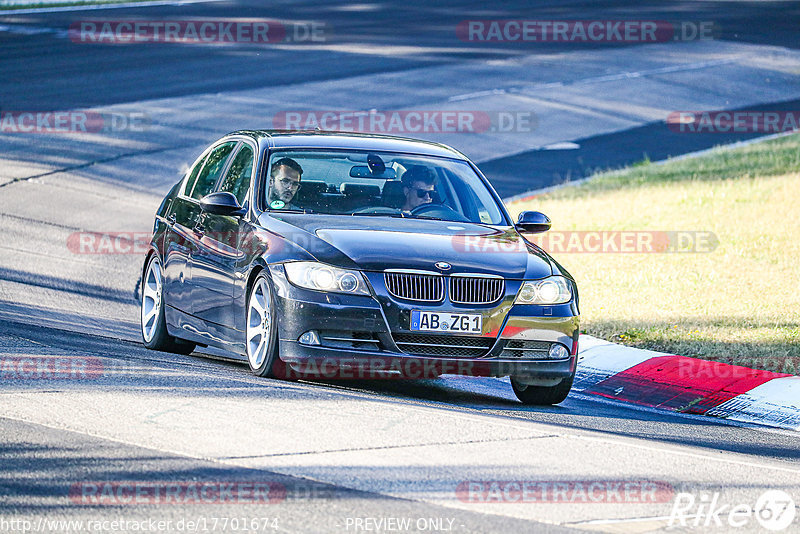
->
[269, 265, 579, 379]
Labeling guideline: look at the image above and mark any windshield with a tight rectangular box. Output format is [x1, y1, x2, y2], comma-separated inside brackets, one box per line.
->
[264, 150, 507, 225]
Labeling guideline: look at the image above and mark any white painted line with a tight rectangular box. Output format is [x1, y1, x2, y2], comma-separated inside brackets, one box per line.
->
[0, 0, 221, 16]
[568, 514, 676, 526]
[542, 141, 580, 150]
[454, 56, 741, 105]
[448, 89, 507, 102]
[564, 57, 738, 86]
[0, 23, 68, 37]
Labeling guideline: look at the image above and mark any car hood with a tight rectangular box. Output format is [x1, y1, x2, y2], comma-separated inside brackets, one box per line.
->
[266, 214, 553, 279]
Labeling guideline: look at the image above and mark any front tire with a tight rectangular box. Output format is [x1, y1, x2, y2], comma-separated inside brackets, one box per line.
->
[511, 375, 574, 405]
[246, 272, 282, 377]
[141, 255, 196, 355]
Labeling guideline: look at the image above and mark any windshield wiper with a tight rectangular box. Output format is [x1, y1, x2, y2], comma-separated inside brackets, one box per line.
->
[411, 215, 443, 221]
[350, 212, 406, 218]
[269, 209, 315, 214]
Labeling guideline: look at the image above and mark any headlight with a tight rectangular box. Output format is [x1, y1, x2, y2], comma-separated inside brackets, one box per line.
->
[284, 262, 370, 296]
[515, 276, 572, 305]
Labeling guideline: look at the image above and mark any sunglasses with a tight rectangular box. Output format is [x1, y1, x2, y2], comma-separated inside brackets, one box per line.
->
[413, 188, 436, 199]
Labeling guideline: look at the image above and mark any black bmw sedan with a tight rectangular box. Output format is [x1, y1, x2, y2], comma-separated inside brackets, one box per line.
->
[140, 131, 580, 404]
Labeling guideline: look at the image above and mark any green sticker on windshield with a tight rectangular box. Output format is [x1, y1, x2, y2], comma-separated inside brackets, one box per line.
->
[270, 200, 285, 209]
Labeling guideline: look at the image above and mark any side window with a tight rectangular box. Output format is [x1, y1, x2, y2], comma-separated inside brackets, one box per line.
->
[218, 144, 254, 205]
[182, 151, 210, 197]
[188, 142, 236, 200]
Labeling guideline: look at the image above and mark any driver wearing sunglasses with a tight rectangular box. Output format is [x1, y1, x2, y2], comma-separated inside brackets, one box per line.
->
[401, 165, 438, 212]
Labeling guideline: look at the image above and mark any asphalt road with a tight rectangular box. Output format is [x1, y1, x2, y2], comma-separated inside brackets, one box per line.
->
[3, 0, 800, 111]
[2, 0, 800, 194]
[1, 0, 799, 532]
[2, 314, 799, 533]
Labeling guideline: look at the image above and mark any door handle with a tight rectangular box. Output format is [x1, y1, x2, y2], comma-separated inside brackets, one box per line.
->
[167, 213, 176, 225]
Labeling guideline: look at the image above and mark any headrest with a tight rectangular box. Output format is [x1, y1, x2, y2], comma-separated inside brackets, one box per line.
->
[297, 180, 327, 196]
[381, 181, 406, 208]
[340, 183, 381, 197]
[382, 180, 405, 196]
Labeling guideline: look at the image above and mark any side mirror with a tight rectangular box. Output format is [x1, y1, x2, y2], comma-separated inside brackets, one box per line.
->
[199, 192, 246, 217]
[516, 211, 551, 234]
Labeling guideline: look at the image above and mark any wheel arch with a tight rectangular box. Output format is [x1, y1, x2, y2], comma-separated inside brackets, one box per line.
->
[141, 246, 161, 281]
[138, 246, 161, 303]
[245, 259, 269, 297]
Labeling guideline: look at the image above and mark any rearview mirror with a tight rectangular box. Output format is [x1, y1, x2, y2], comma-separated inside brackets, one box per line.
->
[199, 192, 246, 217]
[516, 211, 551, 233]
[349, 165, 397, 179]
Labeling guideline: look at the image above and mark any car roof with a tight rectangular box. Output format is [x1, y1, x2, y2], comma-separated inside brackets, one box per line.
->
[228, 130, 469, 160]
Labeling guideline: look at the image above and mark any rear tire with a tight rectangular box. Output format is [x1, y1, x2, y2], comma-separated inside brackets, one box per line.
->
[141, 255, 196, 355]
[511, 375, 574, 405]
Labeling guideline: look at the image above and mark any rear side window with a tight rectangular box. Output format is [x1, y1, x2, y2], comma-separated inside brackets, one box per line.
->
[218, 144, 254, 205]
[188, 141, 236, 200]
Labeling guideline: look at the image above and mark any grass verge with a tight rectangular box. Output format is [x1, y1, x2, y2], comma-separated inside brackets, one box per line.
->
[508, 133, 800, 374]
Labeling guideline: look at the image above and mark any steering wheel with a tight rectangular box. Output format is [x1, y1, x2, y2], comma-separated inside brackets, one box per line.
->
[351, 206, 403, 215]
[410, 202, 469, 222]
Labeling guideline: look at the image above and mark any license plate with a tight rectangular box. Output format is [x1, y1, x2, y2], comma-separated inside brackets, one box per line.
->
[410, 311, 482, 334]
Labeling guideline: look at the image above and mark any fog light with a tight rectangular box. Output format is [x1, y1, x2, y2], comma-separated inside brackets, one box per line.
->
[299, 331, 320, 346]
[548, 343, 569, 359]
